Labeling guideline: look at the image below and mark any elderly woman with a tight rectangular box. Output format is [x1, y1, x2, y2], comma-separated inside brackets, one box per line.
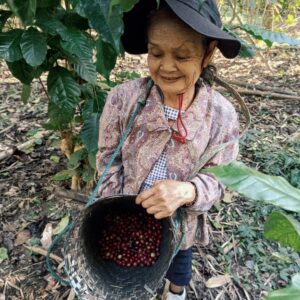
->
[96, 0, 241, 299]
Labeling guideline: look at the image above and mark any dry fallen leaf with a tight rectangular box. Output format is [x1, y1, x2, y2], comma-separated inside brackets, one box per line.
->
[45, 276, 57, 291]
[222, 191, 233, 203]
[205, 274, 232, 289]
[4, 186, 19, 197]
[15, 230, 31, 246]
[67, 289, 76, 300]
[223, 242, 236, 255]
[40, 223, 53, 249]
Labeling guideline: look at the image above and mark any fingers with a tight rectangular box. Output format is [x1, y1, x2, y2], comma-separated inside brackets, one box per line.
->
[136, 188, 154, 205]
[136, 180, 179, 219]
[145, 205, 161, 215]
[146, 202, 173, 219]
[154, 211, 171, 219]
[137, 193, 173, 219]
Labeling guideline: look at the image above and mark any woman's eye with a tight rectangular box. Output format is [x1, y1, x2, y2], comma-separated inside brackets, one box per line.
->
[151, 53, 162, 58]
[176, 56, 190, 60]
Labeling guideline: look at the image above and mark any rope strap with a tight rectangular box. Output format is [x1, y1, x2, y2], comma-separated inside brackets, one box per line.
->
[46, 80, 154, 285]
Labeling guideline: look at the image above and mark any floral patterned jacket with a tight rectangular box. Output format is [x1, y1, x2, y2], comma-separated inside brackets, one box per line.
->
[96, 77, 239, 250]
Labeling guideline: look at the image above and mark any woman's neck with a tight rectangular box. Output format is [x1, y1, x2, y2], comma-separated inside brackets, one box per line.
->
[162, 85, 196, 110]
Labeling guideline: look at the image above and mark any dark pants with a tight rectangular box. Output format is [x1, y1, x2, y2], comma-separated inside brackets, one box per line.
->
[165, 247, 192, 286]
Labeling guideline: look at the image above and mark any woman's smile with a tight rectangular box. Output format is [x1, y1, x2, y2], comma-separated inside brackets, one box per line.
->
[160, 75, 183, 83]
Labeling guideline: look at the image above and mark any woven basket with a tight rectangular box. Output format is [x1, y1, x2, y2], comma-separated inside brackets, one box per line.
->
[64, 195, 178, 300]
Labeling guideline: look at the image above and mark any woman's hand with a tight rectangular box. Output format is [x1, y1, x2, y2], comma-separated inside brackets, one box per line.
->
[136, 180, 196, 219]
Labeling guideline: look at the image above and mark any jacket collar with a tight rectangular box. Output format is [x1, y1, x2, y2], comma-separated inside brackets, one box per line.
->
[138, 80, 212, 140]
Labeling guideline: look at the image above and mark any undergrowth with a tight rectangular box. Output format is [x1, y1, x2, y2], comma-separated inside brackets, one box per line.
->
[240, 128, 300, 188]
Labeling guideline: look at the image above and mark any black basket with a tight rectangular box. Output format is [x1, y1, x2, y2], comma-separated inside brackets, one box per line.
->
[64, 195, 177, 300]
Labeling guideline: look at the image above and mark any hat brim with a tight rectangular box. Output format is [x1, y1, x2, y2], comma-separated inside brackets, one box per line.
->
[121, 0, 241, 59]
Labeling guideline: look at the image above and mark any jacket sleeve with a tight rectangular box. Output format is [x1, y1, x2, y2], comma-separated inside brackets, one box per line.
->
[186, 94, 240, 215]
[96, 87, 124, 197]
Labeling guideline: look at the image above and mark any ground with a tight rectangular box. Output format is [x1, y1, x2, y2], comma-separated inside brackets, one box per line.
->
[0, 43, 300, 300]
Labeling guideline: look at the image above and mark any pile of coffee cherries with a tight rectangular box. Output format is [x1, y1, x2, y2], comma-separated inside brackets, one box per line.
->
[99, 211, 162, 267]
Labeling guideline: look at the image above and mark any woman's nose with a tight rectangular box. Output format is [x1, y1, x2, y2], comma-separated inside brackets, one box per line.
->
[159, 56, 176, 72]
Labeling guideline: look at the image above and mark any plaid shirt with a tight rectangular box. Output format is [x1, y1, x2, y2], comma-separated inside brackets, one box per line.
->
[140, 106, 181, 192]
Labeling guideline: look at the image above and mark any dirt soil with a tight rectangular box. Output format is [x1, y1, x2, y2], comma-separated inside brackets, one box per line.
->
[1, 42, 300, 300]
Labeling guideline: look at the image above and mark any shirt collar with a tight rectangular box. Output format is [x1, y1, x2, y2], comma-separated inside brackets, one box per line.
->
[140, 79, 211, 140]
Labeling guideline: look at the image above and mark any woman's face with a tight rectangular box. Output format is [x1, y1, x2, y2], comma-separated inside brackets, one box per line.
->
[147, 14, 207, 97]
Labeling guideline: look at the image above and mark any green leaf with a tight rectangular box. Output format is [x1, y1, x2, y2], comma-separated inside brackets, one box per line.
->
[239, 24, 300, 48]
[264, 211, 300, 251]
[35, 12, 68, 36]
[81, 100, 100, 153]
[0, 29, 23, 62]
[47, 67, 81, 127]
[21, 84, 31, 103]
[93, 90, 106, 113]
[20, 27, 47, 66]
[113, 0, 139, 12]
[6, 0, 36, 26]
[73, 57, 97, 83]
[59, 29, 97, 82]
[50, 155, 60, 163]
[53, 215, 69, 235]
[0, 247, 9, 263]
[80, 83, 95, 100]
[52, 169, 75, 181]
[205, 161, 300, 213]
[264, 273, 300, 300]
[60, 30, 94, 59]
[7, 59, 42, 84]
[224, 26, 256, 58]
[48, 102, 74, 129]
[96, 38, 118, 80]
[47, 66, 81, 103]
[82, 164, 95, 182]
[67, 148, 87, 170]
[37, 0, 60, 8]
[80, 0, 123, 52]
[62, 12, 89, 30]
[88, 151, 97, 169]
[0, 9, 13, 30]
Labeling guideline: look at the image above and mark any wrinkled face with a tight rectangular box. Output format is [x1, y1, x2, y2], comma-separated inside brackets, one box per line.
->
[147, 13, 206, 96]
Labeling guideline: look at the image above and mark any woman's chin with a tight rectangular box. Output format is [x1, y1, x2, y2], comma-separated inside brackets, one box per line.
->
[157, 82, 185, 96]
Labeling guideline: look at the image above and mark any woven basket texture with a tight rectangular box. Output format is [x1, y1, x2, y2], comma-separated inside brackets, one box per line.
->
[64, 195, 177, 299]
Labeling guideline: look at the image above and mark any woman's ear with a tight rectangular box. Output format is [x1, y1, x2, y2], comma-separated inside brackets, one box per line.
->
[202, 40, 218, 68]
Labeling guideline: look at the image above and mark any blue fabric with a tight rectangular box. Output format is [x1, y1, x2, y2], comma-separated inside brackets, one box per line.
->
[165, 247, 193, 286]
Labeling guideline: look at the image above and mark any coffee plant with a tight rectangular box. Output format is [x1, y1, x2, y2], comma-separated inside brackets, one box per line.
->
[0, 0, 140, 189]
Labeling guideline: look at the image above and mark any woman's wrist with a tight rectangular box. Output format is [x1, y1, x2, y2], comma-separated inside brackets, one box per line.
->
[182, 182, 197, 207]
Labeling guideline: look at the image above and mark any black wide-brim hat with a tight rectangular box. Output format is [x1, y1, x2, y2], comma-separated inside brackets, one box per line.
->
[122, 0, 241, 59]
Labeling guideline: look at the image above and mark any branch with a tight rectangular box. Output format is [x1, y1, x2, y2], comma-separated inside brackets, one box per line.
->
[24, 246, 63, 263]
[216, 87, 300, 101]
[226, 79, 299, 96]
[39, 78, 51, 102]
[54, 187, 88, 203]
